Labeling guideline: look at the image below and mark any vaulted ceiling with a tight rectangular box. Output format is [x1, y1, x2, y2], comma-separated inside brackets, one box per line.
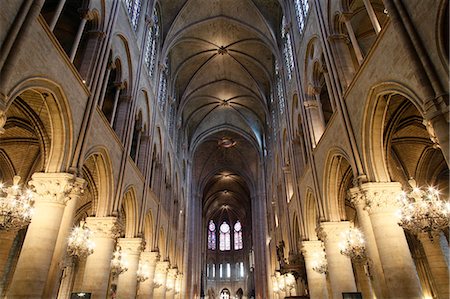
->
[159, 0, 283, 217]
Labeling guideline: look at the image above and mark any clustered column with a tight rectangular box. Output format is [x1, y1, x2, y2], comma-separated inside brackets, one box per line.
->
[166, 268, 178, 299]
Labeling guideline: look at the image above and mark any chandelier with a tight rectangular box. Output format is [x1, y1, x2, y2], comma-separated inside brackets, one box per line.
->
[67, 221, 95, 258]
[339, 227, 366, 261]
[136, 261, 150, 282]
[0, 176, 34, 231]
[311, 251, 327, 274]
[278, 272, 296, 295]
[398, 179, 450, 239]
[111, 245, 128, 276]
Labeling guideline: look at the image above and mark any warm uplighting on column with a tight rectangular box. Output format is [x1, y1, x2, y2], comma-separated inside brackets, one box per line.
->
[0, 176, 34, 231]
[311, 250, 327, 274]
[398, 179, 450, 239]
[153, 269, 165, 288]
[339, 227, 366, 261]
[67, 220, 95, 258]
[110, 245, 128, 276]
[136, 261, 150, 282]
[277, 272, 296, 295]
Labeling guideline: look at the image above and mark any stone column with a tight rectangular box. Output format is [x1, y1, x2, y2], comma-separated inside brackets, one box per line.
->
[77, 216, 119, 298]
[348, 187, 388, 298]
[362, 0, 381, 33]
[304, 99, 325, 147]
[165, 268, 178, 299]
[6, 172, 78, 299]
[175, 274, 183, 299]
[418, 232, 449, 299]
[342, 13, 364, 64]
[318, 221, 357, 299]
[69, 10, 90, 62]
[137, 251, 159, 298]
[301, 240, 328, 299]
[0, 230, 17, 283]
[153, 260, 169, 298]
[44, 177, 85, 298]
[359, 182, 422, 298]
[116, 238, 144, 299]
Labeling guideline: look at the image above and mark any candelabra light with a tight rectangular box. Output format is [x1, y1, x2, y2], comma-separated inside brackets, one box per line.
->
[311, 251, 327, 274]
[136, 261, 150, 282]
[339, 227, 366, 261]
[0, 176, 34, 231]
[398, 179, 450, 239]
[67, 221, 95, 258]
[111, 245, 128, 276]
[273, 271, 296, 295]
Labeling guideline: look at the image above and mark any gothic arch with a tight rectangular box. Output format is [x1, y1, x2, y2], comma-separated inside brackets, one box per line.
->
[303, 188, 319, 240]
[122, 186, 139, 238]
[6, 77, 73, 173]
[82, 147, 114, 217]
[322, 148, 356, 222]
[143, 210, 154, 250]
[363, 82, 424, 182]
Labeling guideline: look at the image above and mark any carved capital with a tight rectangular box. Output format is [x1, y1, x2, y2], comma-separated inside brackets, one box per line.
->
[303, 100, 319, 109]
[85, 216, 121, 239]
[347, 186, 366, 208]
[29, 172, 81, 205]
[301, 240, 325, 260]
[140, 251, 160, 266]
[317, 221, 352, 243]
[155, 260, 170, 274]
[167, 268, 178, 279]
[358, 182, 403, 214]
[0, 110, 6, 134]
[117, 237, 145, 255]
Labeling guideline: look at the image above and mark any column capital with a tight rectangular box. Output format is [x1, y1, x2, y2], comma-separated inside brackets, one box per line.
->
[85, 216, 121, 239]
[140, 251, 160, 264]
[29, 172, 85, 205]
[167, 268, 178, 278]
[317, 221, 352, 242]
[0, 109, 6, 134]
[356, 182, 403, 213]
[300, 240, 325, 259]
[155, 260, 170, 272]
[117, 237, 145, 254]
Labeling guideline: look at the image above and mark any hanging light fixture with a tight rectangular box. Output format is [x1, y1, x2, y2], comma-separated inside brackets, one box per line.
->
[311, 251, 327, 274]
[398, 179, 450, 239]
[67, 220, 95, 258]
[136, 261, 150, 282]
[277, 272, 296, 295]
[0, 175, 34, 231]
[339, 227, 366, 261]
[110, 245, 128, 276]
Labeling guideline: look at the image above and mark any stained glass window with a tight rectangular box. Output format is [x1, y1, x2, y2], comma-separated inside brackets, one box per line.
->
[234, 221, 243, 250]
[208, 220, 216, 250]
[219, 222, 231, 251]
[282, 16, 294, 81]
[294, 0, 310, 33]
[123, 0, 141, 31]
[144, 8, 159, 77]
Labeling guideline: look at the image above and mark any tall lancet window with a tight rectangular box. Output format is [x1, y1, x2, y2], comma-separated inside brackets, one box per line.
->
[208, 220, 216, 250]
[219, 222, 231, 251]
[234, 221, 243, 250]
[294, 0, 310, 33]
[144, 8, 160, 78]
[123, 0, 141, 31]
[282, 16, 294, 81]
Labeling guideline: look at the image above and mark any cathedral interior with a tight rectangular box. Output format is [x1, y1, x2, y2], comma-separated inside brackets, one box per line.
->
[0, 0, 449, 298]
